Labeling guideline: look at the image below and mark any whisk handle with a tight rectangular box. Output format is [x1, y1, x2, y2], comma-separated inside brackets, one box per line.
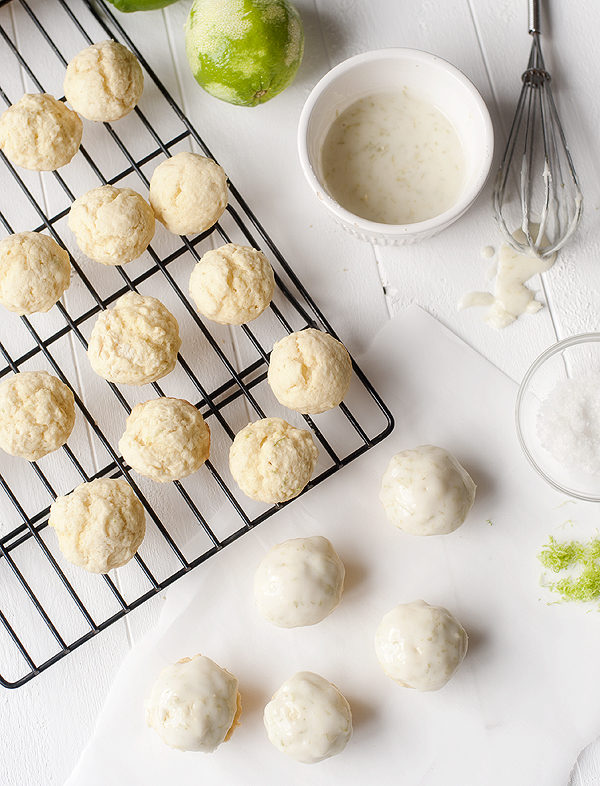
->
[529, 0, 541, 34]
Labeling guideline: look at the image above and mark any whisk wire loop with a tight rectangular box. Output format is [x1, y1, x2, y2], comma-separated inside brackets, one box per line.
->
[493, 17, 582, 257]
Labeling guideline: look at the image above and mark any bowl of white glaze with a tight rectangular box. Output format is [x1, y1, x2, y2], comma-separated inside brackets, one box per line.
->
[516, 334, 600, 502]
[297, 48, 494, 246]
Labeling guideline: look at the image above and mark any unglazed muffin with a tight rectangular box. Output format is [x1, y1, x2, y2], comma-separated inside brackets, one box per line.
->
[87, 292, 181, 385]
[0, 232, 70, 315]
[189, 243, 274, 325]
[119, 397, 210, 482]
[49, 477, 146, 573]
[0, 371, 75, 461]
[229, 417, 318, 503]
[267, 328, 352, 414]
[64, 40, 143, 122]
[68, 185, 155, 266]
[149, 152, 228, 236]
[0, 93, 82, 170]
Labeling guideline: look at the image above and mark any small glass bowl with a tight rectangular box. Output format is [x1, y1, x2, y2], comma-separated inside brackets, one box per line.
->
[516, 333, 600, 501]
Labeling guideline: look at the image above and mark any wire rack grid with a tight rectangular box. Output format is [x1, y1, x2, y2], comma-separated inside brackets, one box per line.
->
[0, 0, 393, 689]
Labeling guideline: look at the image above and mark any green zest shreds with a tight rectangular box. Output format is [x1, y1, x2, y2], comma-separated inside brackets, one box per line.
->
[538, 536, 600, 604]
[539, 536, 584, 572]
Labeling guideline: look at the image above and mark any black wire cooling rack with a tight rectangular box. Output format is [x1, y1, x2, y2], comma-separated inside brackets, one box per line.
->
[0, 0, 393, 689]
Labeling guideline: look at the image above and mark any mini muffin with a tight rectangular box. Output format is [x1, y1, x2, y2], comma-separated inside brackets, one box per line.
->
[264, 672, 352, 764]
[49, 477, 145, 573]
[87, 292, 181, 385]
[146, 654, 241, 752]
[267, 328, 352, 415]
[0, 232, 70, 315]
[374, 600, 468, 691]
[0, 93, 82, 170]
[379, 445, 476, 535]
[189, 243, 274, 325]
[229, 417, 318, 504]
[149, 151, 228, 236]
[254, 536, 344, 627]
[0, 371, 75, 461]
[68, 185, 155, 266]
[64, 40, 143, 122]
[119, 397, 210, 482]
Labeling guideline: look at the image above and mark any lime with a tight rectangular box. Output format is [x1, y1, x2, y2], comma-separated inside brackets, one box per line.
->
[185, 0, 304, 107]
[106, 0, 178, 12]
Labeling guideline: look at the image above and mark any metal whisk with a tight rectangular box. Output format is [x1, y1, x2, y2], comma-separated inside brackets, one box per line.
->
[493, 0, 582, 257]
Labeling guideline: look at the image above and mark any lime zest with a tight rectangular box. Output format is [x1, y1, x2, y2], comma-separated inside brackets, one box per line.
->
[538, 535, 584, 573]
[538, 535, 600, 604]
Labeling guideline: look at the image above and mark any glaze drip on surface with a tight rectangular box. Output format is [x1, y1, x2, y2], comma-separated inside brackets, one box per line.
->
[459, 227, 556, 329]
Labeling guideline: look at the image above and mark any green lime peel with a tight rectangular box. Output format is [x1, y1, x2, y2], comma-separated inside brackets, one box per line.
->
[538, 535, 600, 604]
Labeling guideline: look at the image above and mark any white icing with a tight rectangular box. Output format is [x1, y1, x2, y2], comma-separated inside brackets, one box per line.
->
[320, 89, 465, 225]
[486, 261, 498, 281]
[379, 445, 476, 536]
[374, 600, 468, 691]
[460, 227, 556, 329]
[145, 655, 239, 752]
[458, 291, 495, 309]
[263, 671, 352, 763]
[254, 536, 345, 628]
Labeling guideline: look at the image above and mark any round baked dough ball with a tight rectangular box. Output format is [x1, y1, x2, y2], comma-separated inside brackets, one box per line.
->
[0, 232, 70, 315]
[267, 328, 352, 415]
[146, 654, 241, 752]
[379, 445, 476, 536]
[189, 243, 274, 325]
[64, 40, 143, 122]
[149, 151, 228, 236]
[254, 536, 344, 628]
[87, 292, 181, 385]
[375, 600, 468, 691]
[0, 93, 82, 171]
[119, 397, 210, 482]
[264, 672, 352, 764]
[49, 477, 145, 573]
[68, 185, 155, 266]
[229, 417, 318, 504]
[0, 371, 75, 461]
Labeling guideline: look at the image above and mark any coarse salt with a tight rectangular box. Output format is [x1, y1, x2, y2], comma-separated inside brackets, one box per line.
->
[537, 374, 600, 475]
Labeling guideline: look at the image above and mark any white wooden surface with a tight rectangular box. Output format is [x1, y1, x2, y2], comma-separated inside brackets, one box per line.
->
[1, 1, 599, 784]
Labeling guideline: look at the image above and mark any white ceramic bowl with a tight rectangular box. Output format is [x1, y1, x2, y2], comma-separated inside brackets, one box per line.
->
[297, 48, 494, 246]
